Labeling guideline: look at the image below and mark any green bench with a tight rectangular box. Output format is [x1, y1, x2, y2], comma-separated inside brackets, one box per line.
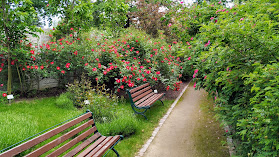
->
[0, 110, 123, 157]
[126, 83, 165, 119]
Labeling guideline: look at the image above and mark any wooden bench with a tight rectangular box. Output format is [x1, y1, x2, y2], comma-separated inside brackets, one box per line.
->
[0, 110, 123, 157]
[126, 83, 165, 119]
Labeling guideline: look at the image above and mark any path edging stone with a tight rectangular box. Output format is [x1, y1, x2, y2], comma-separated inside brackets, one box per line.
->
[136, 80, 191, 157]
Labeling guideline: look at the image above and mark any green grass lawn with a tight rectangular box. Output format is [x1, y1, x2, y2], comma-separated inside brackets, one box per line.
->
[0, 96, 174, 156]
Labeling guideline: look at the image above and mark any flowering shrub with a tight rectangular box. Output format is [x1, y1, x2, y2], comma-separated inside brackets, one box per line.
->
[174, 0, 279, 156]
[84, 28, 183, 91]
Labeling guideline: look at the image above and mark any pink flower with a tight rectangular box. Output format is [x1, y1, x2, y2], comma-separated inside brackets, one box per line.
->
[85, 63, 88, 66]
[116, 79, 121, 83]
[168, 23, 172, 27]
[92, 68, 97, 71]
[61, 70, 65, 74]
[156, 71, 160, 75]
[210, 17, 214, 20]
[204, 75, 207, 79]
[194, 69, 198, 74]
[191, 37, 193, 40]
[193, 74, 196, 78]
[120, 85, 124, 89]
[239, 18, 244, 21]
[56, 67, 60, 70]
[193, 82, 196, 88]
[103, 71, 107, 75]
[95, 78, 98, 81]
[0, 84, 3, 87]
[188, 57, 191, 60]
[70, 34, 73, 37]
[218, 1, 221, 4]
[180, 1, 183, 4]
[70, 28, 74, 31]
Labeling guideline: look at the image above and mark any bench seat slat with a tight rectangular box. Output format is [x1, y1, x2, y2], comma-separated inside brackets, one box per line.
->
[131, 86, 151, 98]
[64, 133, 103, 157]
[75, 136, 107, 157]
[0, 112, 92, 157]
[130, 83, 150, 93]
[135, 92, 154, 106]
[138, 93, 164, 108]
[26, 119, 95, 157]
[85, 136, 113, 157]
[133, 89, 153, 102]
[47, 127, 98, 157]
[93, 135, 121, 157]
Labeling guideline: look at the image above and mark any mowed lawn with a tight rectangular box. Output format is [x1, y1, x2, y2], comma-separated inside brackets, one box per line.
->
[0, 97, 174, 157]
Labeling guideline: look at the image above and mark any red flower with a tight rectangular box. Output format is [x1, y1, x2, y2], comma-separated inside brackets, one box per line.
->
[2, 93, 7, 97]
[1, 63, 4, 67]
[92, 68, 97, 71]
[98, 63, 101, 68]
[51, 62, 54, 65]
[70, 28, 74, 31]
[57, 67, 60, 70]
[116, 79, 121, 83]
[96, 58, 99, 61]
[74, 51, 78, 55]
[166, 86, 170, 91]
[35, 65, 38, 69]
[103, 71, 107, 75]
[61, 70, 65, 74]
[70, 34, 73, 37]
[85, 63, 88, 66]
[0, 84, 3, 87]
[30, 50, 35, 54]
[143, 78, 147, 81]
[120, 85, 124, 89]
[156, 71, 160, 75]
[95, 78, 99, 81]
[137, 78, 141, 81]
[40, 65, 44, 70]
[0, 68, 2, 72]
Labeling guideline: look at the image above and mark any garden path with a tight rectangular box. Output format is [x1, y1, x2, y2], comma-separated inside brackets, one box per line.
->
[139, 82, 229, 157]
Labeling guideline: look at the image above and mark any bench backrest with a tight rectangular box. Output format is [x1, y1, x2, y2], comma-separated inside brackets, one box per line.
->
[127, 83, 154, 104]
[0, 111, 100, 157]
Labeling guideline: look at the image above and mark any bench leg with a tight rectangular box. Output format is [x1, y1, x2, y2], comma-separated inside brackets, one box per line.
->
[159, 99, 164, 106]
[132, 105, 148, 120]
[112, 147, 120, 157]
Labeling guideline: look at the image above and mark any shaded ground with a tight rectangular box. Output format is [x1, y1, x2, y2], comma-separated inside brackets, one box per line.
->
[143, 82, 229, 157]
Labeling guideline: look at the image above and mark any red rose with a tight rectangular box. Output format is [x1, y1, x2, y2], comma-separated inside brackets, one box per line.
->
[2, 93, 7, 97]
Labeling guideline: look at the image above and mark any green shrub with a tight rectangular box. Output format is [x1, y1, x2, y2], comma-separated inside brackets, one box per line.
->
[55, 92, 74, 109]
[98, 113, 139, 137]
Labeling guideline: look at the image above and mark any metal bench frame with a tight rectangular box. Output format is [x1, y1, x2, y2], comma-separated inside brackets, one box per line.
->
[126, 83, 165, 120]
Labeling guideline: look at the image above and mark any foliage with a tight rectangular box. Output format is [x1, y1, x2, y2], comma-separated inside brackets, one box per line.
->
[55, 92, 74, 109]
[100, 0, 128, 37]
[0, 91, 8, 104]
[0, 0, 43, 95]
[129, 0, 170, 38]
[172, 0, 279, 156]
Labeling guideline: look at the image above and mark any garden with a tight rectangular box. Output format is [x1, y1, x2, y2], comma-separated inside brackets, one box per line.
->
[0, 0, 279, 156]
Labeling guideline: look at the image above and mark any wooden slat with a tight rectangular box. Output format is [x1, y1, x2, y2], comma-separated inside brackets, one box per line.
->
[131, 86, 151, 98]
[137, 94, 160, 107]
[133, 89, 153, 102]
[93, 136, 120, 157]
[75, 136, 107, 157]
[138, 93, 164, 108]
[134, 92, 154, 105]
[47, 127, 98, 157]
[85, 137, 113, 157]
[130, 83, 150, 93]
[0, 112, 92, 157]
[63, 133, 102, 157]
[25, 120, 95, 157]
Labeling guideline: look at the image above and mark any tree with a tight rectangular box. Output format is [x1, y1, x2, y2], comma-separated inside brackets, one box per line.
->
[0, 0, 42, 97]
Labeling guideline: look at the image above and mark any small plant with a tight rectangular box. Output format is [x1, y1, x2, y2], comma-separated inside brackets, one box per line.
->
[99, 113, 139, 137]
[0, 91, 8, 104]
[55, 92, 74, 109]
